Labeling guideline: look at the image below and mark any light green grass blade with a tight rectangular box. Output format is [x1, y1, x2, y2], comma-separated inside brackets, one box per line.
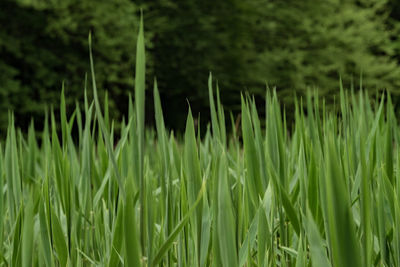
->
[88, 32, 125, 199]
[321, 134, 361, 267]
[217, 152, 238, 267]
[51, 206, 69, 266]
[11, 205, 23, 267]
[108, 201, 124, 267]
[208, 73, 221, 142]
[21, 194, 34, 267]
[304, 208, 331, 267]
[183, 108, 203, 264]
[135, 12, 147, 251]
[124, 179, 142, 267]
[39, 199, 53, 267]
[199, 194, 211, 267]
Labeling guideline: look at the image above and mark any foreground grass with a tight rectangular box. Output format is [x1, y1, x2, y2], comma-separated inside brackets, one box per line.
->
[1, 19, 400, 267]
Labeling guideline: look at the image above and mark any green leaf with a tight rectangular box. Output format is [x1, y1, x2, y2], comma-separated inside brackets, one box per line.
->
[217, 152, 238, 267]
[21, 195, 34, 267]
[51, 206, 69, 267]
[124, 180, 142, 267]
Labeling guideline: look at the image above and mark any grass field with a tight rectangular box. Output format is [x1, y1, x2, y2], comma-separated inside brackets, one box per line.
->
[1, 19, 400, 267]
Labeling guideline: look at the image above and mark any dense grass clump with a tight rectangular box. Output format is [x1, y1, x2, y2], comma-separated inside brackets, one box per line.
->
[1, 19, 400, 267]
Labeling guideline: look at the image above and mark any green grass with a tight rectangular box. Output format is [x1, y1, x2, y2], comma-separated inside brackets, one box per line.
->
[1, 19, 400, 266]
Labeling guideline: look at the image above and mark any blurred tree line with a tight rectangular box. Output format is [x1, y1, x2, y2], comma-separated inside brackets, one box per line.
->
[1, 0, 400, 133]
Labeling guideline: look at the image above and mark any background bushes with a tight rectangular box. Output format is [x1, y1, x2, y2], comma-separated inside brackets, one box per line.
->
[1, 0, 400, 132]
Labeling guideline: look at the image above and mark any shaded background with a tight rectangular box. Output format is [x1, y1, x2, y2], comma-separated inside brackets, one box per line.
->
[1, 0, 400, 134]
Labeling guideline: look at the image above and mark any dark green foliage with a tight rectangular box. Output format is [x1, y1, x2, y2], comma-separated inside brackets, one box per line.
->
[146, 0, 400, 121]
[1, 0, 400, 133]
[0, 0, 140, 133]
[143, 0, 265, 128]
[254, 0, 400, 98]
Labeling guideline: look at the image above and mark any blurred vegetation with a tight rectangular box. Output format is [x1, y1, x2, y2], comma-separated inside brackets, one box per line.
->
[1, 0, 400, 132]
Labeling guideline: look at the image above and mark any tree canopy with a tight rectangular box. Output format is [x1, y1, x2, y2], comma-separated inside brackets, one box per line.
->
[1, 0, 400, 132]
